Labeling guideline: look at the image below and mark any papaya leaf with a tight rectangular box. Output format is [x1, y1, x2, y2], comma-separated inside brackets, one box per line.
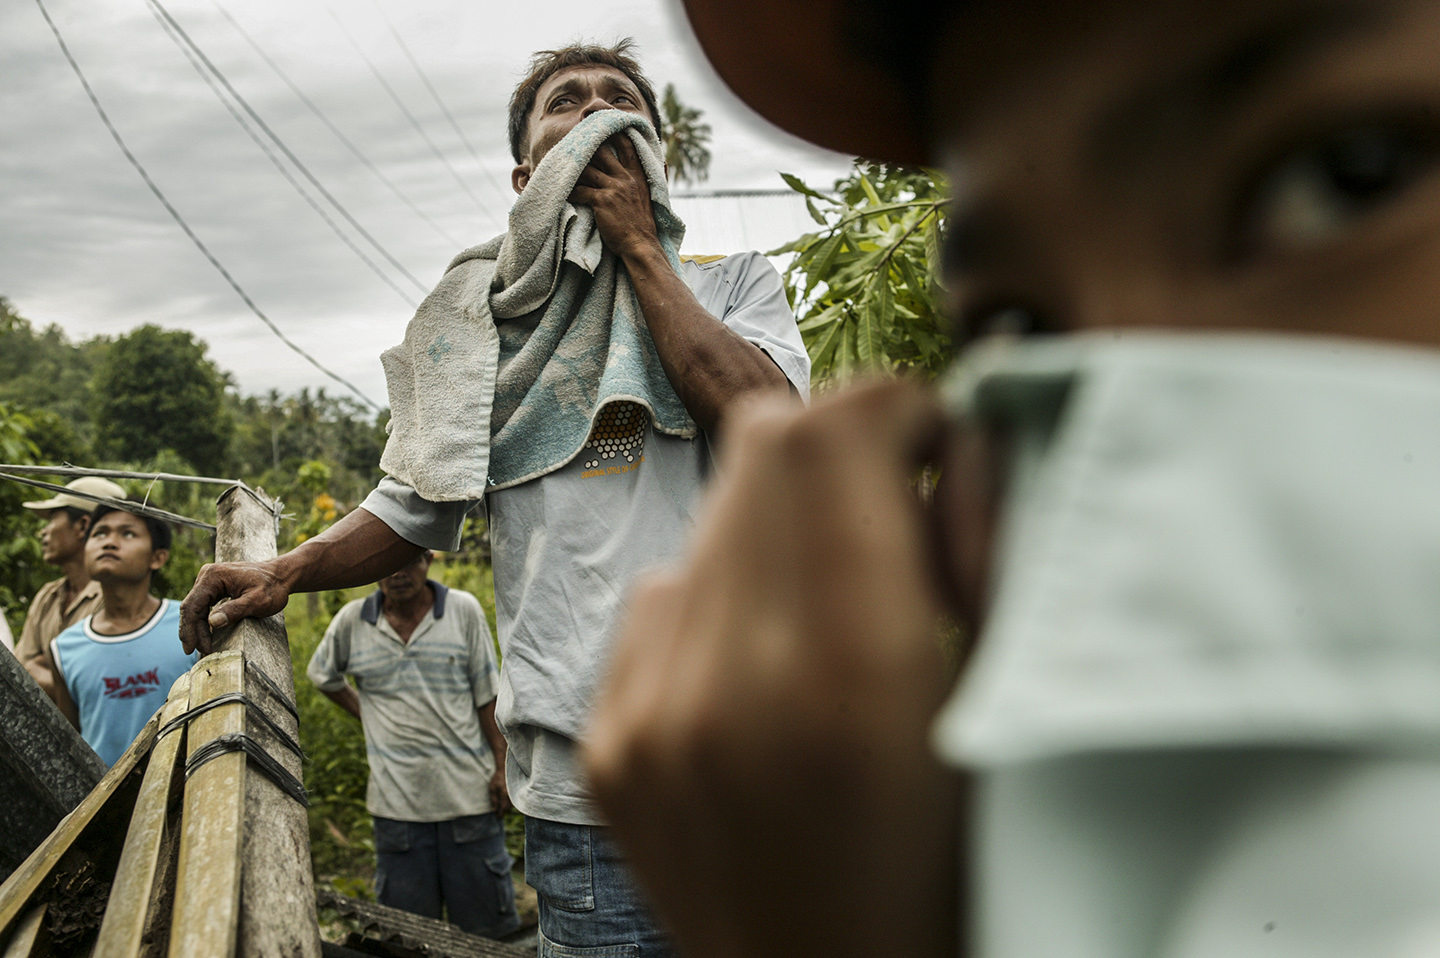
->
[780, 171, 829, 199]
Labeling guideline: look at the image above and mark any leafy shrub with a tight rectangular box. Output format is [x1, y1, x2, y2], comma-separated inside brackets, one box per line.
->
[287, 590, 376, 893]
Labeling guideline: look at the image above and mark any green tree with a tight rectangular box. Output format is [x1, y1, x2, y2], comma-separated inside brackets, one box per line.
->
[91, 325, 233, 475]
[0, 404, 47, 634]
[661, 83, 712, 187]
[772, 162, 951, 387]
[0, 299, 106, 457]
[226, 389, 386, 509]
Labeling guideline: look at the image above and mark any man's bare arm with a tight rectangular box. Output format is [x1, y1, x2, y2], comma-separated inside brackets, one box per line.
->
[322, 684, 362, 721]
[179, 507, 424, 655]
[30, 655, 80, 729]
[478, 699, 511, 815]
[570, 136, 791, 435]
[21, 647, 61, 704]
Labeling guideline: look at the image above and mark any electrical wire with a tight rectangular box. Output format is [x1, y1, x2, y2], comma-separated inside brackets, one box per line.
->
[208, 0, 463, 248]
[31, 0, 383, 412]
[145, 0, 432, 296]
[370, 0, 512, 201]
[146, 0, 420, 309]
[327, 6, 502, 228]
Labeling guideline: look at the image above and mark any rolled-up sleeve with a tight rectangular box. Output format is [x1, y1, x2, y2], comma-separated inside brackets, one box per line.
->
[704, 251, 812, 401]
[360, 476, 482, 552]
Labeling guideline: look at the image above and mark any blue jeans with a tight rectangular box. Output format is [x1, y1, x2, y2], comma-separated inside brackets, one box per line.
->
[373, 813, 520, 939]
[524, 816, 674, 957]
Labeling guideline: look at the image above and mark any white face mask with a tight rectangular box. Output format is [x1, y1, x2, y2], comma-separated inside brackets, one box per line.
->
[931, 332, 1440, 769]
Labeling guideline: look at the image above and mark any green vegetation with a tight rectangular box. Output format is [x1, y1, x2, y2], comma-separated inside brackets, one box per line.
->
[773, 162, 951, 387]
[0, 403, 47, 622]
[661, 83, 712, 188]
[91, 325, 233, 475]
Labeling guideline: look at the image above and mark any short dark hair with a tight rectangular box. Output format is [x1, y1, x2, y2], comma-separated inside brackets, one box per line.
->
[507, 39, 664, 163]
[89, 504, 173, 553]
[59, 506, 90, 527]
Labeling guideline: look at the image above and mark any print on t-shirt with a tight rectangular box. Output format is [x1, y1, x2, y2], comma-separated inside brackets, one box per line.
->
[581, 401, 648, 478]
[103, 668, 163, 700]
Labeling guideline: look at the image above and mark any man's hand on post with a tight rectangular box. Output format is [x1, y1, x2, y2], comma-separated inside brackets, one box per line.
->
[582, 380, 963, 958]
[179, 508, 426, 656]
[180, 560, 292, 655]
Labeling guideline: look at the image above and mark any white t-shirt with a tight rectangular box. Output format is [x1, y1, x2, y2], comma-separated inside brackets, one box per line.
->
[362, 251, 810, 824]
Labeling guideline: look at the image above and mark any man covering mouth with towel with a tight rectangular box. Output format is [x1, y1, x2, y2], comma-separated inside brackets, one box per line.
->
[181, 40, 809, 957]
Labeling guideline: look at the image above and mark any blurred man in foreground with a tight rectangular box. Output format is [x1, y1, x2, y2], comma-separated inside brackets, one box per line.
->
[581, 1, 1440, 956]
[16, 477, 126, 703]
[307, 551, 517, 938]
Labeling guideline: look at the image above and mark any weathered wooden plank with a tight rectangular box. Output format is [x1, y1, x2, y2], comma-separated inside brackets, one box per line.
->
[0, 903, 48, 958]
[0, 715, 157, 942]
[315, 891, 534, 958]
[210, 486, 321, 958]
[136, 796, 183, 958]
[169, 651, 245, 958]
[0, 638, 107, 884]
[93, 673, 192, 958]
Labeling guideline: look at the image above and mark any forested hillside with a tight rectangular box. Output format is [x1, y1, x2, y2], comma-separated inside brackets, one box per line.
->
[0, 296, 390, 628]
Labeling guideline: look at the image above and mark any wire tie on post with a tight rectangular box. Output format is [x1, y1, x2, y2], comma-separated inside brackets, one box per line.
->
[185, 732, 310, 807]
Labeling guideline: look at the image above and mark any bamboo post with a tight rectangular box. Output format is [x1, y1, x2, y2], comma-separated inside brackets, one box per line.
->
[170, 652, 245, 958]
[93, 673, 192, 958]
[209, 486, 321, 958]
[0, 904, 48, 958]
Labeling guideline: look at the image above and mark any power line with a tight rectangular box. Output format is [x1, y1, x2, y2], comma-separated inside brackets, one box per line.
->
[145, 0, 420, 309]
[327, 6, 502, 228]
[146, 0, 432, 296]
[208, 0, 463, 249]
[369, 0, 512, 202]
[31, 0, 383, 412]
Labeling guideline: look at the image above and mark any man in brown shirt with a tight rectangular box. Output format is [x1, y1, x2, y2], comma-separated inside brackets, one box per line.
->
[15, 477, 125, 706]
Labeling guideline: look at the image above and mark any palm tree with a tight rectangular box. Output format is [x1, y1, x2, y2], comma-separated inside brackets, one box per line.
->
[662, 84, 712, 188]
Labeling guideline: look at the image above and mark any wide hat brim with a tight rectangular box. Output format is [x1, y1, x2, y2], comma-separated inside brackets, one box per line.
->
[21, 476, 127, 513]
[680, 0, 928, 166]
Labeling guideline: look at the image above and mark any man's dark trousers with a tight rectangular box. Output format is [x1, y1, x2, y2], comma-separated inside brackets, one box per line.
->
[373, 812, 519, 938]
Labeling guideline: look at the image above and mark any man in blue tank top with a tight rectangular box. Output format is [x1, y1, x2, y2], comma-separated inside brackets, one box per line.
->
[50, 504, 197, 765]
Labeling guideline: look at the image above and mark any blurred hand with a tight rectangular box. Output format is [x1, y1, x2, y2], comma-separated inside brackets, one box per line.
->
[584, 380, 962, 958]
[180, 560, 291, 655]
[489, 768, 512, 817]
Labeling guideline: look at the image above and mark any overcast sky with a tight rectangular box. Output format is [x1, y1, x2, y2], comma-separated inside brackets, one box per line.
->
[0, 0, 851, 409]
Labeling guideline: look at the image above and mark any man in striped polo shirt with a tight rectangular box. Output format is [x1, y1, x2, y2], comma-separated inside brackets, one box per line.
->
[307, 550, 518, 939]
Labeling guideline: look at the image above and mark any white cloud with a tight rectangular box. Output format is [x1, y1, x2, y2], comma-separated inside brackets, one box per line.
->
[1, 0, 851, 405]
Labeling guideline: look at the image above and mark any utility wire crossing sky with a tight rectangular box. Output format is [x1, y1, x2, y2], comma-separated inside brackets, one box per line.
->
[0, 0, 850, 406]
